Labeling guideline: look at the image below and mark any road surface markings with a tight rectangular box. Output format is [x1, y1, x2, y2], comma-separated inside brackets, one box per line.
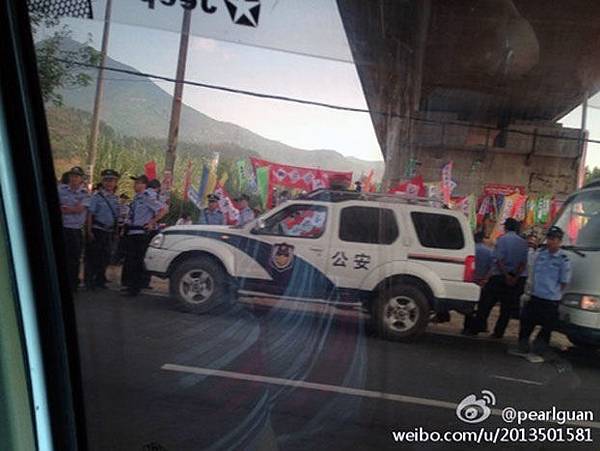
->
[491, 375, 544, 386]
[161, 364, 600, 429]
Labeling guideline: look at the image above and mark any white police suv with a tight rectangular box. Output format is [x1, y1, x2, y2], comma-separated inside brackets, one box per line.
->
[145, 190, 480, 340]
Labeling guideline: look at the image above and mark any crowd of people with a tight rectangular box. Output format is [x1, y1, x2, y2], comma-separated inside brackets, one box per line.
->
[57, 166, 257, 297]
[464, 218, 572, 363]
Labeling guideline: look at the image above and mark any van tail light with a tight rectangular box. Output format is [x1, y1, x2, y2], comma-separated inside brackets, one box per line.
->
[464, 255, 475, 283]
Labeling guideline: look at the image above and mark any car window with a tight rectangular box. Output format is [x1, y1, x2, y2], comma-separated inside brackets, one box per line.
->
[339, 206, 398, 244]
[17, 0, 600, 450]
[411, 212, 465, 250]
[261, 204, 327, 238]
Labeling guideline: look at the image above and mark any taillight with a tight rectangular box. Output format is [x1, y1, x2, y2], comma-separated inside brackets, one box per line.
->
[464, 255, 475, 283]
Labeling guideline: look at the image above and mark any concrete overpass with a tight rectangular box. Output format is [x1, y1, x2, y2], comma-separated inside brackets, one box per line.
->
[337, 0, 600, 196]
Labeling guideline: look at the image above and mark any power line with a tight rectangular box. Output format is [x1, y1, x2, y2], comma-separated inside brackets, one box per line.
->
[56, 57, 600, 147]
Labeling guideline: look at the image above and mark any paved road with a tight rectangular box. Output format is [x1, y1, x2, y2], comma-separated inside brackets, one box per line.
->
[73, 289, 600, 451]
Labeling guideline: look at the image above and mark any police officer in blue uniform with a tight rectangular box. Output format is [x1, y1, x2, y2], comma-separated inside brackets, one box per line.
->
[121, 175, 162, 296]
[464, 231, 494, 334]
[140, 178, 169, 289]
[472, 218, 528, 337]
[58, 166, 90, 291]
[84, 169, 120, 290]
[236, 194, 255, 226]
[200, 194, 225, 225]
[513, 226, 572, 362]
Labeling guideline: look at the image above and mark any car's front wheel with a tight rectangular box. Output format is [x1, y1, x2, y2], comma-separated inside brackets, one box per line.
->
[374, 283, 430, 341]
[170, 256, 230, 314]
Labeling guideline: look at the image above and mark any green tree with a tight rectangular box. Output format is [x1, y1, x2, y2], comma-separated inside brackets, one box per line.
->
[30, 12, 99, 106]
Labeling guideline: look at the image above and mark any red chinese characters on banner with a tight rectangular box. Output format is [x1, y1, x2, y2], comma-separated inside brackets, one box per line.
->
[250, 158, 353, 206]
[484, 184, 526, 196]
[250, 158, 352, 190]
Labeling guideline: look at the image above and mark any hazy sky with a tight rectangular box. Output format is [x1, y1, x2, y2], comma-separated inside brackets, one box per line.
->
[59, 0, 384, 162]
[54, 0, 600, 168]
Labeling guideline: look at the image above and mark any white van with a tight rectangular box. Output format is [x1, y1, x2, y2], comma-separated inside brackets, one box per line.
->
[555, 180, 600, 348]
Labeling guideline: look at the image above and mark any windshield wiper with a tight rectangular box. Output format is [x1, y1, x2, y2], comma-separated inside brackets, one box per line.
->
[561, 245, 587, 257]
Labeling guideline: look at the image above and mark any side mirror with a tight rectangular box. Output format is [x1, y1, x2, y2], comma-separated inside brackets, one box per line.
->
[251, 218, 266, 234]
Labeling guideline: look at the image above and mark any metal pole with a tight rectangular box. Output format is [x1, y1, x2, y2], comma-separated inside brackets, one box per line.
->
[164, 8, 192, 176]
[85, 0, 112, 186]
[576, 91, 589, 187]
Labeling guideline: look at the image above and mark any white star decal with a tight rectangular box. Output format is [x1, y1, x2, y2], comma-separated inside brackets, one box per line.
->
[225, 0, 260, 27]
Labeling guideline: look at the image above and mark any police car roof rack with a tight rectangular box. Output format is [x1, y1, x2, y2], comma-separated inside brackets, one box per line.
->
[304, 189, 448, 208]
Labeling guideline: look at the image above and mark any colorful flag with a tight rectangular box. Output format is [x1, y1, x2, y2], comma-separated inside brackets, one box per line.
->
[144, 160, 157, 181]
[362, 169, 375, 192]
[389, 175, 426, 197]
[205, 152, 220, 198]
[197, 165, 210, 205]
[256, 167, 270, 209]
[441, 161, 453, 205]
[214, 182, 240, 225]
[182, 161, 193, 201]
[236, 159, 247, 192]
[510, 194, 527, 220]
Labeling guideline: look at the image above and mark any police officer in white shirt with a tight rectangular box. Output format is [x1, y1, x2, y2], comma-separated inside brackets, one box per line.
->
[58, 166, 90, 292]
[236, 194, 255, 226]
[511, 226, 572, 363]
[121, 175, 162, 296]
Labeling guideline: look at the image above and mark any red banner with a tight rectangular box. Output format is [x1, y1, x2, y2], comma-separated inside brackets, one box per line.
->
[214, 182, 240, 225]
[250, 157, 353, 192]
[389, 175, 426, 197]
[144, 160, 157, 181]
[484, 183, 526, 196]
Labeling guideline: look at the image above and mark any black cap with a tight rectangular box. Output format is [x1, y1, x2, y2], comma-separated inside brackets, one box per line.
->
[68, 166, 86, 177]
[101, 169, 120, 179]
[130, 174, 149, 184]
[207, 194, 220, 202]
[546, 226, 565, 239]
[148, 179, 161, 189]
[503, 217, 520, 232]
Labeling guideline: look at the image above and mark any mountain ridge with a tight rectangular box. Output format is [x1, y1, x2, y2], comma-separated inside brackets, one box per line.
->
[56, 38, 384, 178]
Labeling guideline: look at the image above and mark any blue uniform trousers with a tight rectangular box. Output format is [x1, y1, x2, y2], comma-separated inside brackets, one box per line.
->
[63, 227, 82, 292]
[518, 297, 559, 352]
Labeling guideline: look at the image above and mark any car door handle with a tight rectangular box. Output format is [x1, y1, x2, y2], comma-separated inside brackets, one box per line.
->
[309, 247, 324, 252]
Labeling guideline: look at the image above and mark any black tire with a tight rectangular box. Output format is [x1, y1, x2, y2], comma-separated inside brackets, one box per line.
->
[170, 256, 230, 314]
[568, 336, 600, 351]
[374, 283, 430, 341]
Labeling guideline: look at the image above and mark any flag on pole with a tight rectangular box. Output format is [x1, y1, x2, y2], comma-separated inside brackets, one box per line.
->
[214, 182, 240, 225]
[197, 165, 210, 205]
[144, 160, 157, 181]
[256, 166, 269, 209]
[205, 152, 220, 198]
[441, 161, 453, 205]
[236, 159, 247, 191]
[182, 160, 193, 201]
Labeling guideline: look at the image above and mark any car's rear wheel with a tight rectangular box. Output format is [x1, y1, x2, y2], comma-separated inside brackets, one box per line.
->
[170, 256, 229, 314]
[374, 283, 429, 341]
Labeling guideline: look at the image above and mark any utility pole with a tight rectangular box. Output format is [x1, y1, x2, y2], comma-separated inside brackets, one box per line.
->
[577, 90, 589, 188]
[85, 0, 112, 186]
[164, 8, 192, 176]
